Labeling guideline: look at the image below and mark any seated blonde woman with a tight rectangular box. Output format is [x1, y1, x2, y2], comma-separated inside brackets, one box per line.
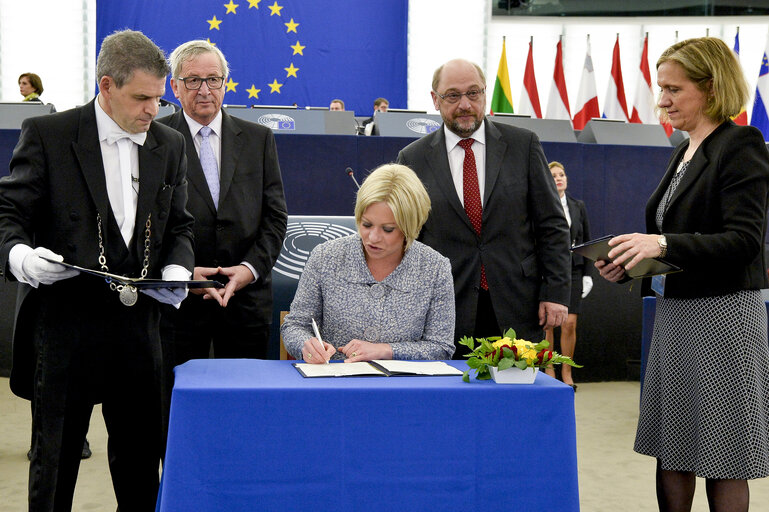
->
[281, 163, 456, 363]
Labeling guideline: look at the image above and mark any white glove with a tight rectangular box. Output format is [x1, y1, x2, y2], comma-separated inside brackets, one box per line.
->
[581, 276, 593, 298]
[20, 246, 79, 287]
[141, 286, 187, 308]
[140, 265, 189, 308]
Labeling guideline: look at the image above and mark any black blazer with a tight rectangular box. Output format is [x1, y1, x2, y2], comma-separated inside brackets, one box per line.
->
[158, 109, 287, 326]
[0, 99, 195, 398]
[565, 194, 591, 278]
[397, 120, 571, 342]
[645, 121, 769, 298]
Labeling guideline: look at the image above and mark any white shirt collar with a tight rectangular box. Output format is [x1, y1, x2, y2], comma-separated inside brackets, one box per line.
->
[444, 119, 486, 150]
[183, 109, 223, 138]
[94, 95, 147, 145]
[560, 194, 568, 208]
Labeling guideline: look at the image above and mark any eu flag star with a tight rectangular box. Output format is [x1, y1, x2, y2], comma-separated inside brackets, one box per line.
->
[268, 1, 283, 16]
[284, 18, 299, 33]
[268, 79, 283, 93]
[226, 78, 239, 92]
[224, 0, 239, 14]
[290, 41, 305, 56]
[284, 63, 299, 78]
[247, 0, 261, 7]
[207, 15, 223, 30]
[206, 38, 217, 47]
[246, 85, 261, 98]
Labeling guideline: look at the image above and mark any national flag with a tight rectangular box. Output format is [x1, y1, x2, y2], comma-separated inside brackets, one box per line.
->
[732, 29, 748, 126]
[602, 35, 630, 122]
[573, 35, 599, 130]
[490, 38, 514, 114]
[96, 0, 407, 114]
[518, 39, 542, 118]
[750, 40, 769, 140]
[629, 34, 656, 124]
[546, 38, 571, 123]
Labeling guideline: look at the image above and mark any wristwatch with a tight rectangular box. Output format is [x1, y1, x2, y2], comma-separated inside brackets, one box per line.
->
[657, 235, 668, 258]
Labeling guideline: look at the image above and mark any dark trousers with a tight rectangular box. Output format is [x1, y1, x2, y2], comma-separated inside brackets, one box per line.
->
[453, 289, 500, 359]
[29, 290, 162, 512]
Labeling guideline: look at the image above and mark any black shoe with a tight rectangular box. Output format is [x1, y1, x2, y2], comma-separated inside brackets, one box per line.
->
[81, 439, 92, 459]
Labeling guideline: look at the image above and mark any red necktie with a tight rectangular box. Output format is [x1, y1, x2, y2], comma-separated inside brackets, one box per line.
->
[458, 138, 488, 290]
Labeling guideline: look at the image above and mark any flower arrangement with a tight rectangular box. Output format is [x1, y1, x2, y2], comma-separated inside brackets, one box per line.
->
[459, 328, 582, 383]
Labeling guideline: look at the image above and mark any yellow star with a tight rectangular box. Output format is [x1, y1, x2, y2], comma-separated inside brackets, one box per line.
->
[206, 38, 217, 47]
[290, 41, 305, 56]
[284, 63, 299, 78]
[246, 85, 261, 99]
[226, 78, 239, 92]
[268, 79, 283, 93]
[284, 18, 299, 33]
[224, 0, 239, 14]
[247, 0, 260, 7]
[268, 1, 283, 16]
[207, 15, 223, 30]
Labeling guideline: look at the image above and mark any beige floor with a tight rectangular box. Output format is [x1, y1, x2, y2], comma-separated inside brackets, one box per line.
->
[2, 377, 769, 511]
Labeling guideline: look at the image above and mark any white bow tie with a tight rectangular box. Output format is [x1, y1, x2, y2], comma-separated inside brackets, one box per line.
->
[106, 130, 147, 146]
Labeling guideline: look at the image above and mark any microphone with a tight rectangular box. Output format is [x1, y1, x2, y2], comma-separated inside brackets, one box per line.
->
[345, 167, 361, 190]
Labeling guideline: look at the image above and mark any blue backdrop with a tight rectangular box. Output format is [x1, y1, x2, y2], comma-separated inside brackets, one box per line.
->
[95, 0, 408, 115]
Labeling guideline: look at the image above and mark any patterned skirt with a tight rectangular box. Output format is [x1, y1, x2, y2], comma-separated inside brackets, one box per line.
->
[634, 290, 769, 479]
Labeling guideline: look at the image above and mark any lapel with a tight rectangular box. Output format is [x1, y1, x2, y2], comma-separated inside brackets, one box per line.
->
[71, 100, 115, 248]
[170, 110, 217, 214]
[566, 195, 579, 240]
[219, 109, 243, 207]
[482, 119, 505, 210]
[134, 125, 165, 254]
[425, 127, 475, 233]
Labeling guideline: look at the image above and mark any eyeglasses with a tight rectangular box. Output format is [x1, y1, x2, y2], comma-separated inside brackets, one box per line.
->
[435, 88, 485, 104]
[178, 76, 225, 90]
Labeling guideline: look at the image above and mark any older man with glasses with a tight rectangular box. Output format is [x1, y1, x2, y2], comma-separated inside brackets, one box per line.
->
[157, 40, 287, 430]
[397, 58, 571, 359]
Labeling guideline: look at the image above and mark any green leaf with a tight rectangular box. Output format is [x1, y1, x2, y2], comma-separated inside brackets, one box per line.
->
[503, 328, 517, 339]
[497, 357, 514, 371]
[466, 357, 483, 369]
[515, 359, 529, 370]
[462, 370, 470, 383]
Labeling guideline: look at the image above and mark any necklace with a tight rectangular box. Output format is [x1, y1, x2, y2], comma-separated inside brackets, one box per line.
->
[96, 213, 151, 306]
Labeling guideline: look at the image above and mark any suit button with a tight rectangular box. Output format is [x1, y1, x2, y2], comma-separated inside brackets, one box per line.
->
[69, 211, 80, 221]
[216, 224, 224, 231]
[158, 210, 167, 220]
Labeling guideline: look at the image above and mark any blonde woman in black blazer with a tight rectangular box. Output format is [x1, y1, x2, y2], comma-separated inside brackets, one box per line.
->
[545, 161, 592, 390]
[597, 37, 769, 511]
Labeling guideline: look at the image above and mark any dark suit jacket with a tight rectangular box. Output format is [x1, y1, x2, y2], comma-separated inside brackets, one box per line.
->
[565, 194, 591, 278]
[397, 120, 571, 342]
[157, 109, 287, 327]
[0, 99, 195, 399]
[644, 121, 769, 298]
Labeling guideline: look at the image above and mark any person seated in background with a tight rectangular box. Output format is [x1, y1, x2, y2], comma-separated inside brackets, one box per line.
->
[18, 72, 43, 102]
[329, 98, 345, 111]
[282, 163, 456, 363]
[362, 97, 389, 135]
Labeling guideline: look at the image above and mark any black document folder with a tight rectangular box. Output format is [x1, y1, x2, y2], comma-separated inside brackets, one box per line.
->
[41, 257, 223, 289]
[571, 235, 681, 279]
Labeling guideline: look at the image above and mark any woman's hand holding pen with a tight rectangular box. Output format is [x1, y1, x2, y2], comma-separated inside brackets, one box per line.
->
[301, 338, 335, 364]
[339, 339, 392, 363]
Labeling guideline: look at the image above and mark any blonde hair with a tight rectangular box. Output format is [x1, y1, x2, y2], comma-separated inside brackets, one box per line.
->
[548, 161, 565, 171]
[354, 164, 431, 250]
[656, 37, 748, 122]
[169, 40, 229, 79]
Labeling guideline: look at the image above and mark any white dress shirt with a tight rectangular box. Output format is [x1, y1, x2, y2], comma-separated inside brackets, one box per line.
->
[560, 194, 572, 227]
[443, 121, 487, 207]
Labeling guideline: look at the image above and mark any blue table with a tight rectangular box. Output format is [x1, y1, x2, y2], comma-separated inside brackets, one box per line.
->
[157, 359, 580, 512]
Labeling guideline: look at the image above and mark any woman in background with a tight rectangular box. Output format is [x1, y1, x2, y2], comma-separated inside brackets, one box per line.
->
[597, 37, 769, 511]
[544, 161, 591, 390]
[282, 163, 455, 362]
[18, 73, 43, 102]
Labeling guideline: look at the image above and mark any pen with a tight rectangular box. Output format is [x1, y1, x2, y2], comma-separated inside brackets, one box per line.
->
[311, 317, 329, 364]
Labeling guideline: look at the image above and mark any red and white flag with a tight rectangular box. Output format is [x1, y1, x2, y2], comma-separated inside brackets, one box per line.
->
[602, 35, 630, 122]
[546, 37, 571, 124]
[630, 34, 656, 124]
[573, 35, 599, 130]
[519, 39, 542, 118]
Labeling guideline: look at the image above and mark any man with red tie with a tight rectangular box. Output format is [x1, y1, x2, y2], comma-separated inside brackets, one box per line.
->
[397, 59, 570, 358]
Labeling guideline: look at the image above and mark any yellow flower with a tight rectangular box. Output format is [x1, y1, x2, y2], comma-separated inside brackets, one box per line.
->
[513, 339, 538, 365]
[492, 337, 513, 350]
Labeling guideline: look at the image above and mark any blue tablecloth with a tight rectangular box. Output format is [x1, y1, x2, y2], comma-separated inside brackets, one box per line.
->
[157, 359, 580, 512]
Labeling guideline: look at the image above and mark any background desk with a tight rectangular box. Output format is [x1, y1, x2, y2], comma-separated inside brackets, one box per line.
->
[158, 359, 579, 512]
